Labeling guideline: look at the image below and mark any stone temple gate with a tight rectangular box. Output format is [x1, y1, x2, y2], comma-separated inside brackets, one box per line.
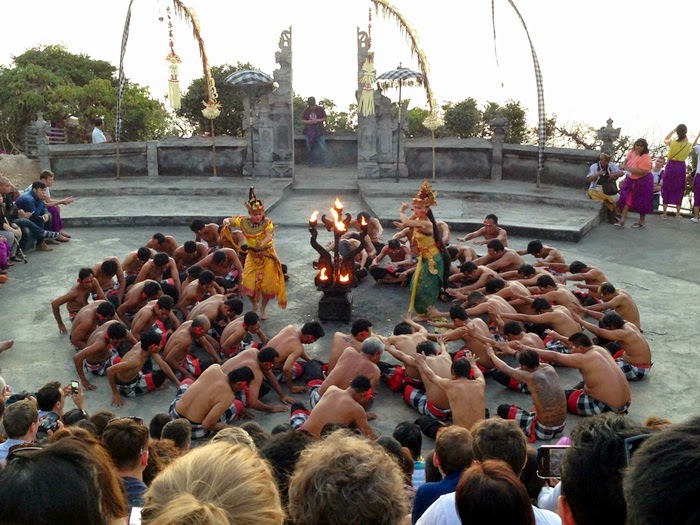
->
[242, 27, 405, 180]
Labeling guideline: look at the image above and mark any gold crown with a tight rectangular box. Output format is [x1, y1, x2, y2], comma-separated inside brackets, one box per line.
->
[412, 180, 437, 207]
[244, 187, 264, 211]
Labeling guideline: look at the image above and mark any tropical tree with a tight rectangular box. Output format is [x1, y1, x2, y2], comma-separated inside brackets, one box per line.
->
[442, 98, 480, 138]
[177, 62, 253, 137]
[0, 45, 170, 148]
[480, 100, 528, 144]
[406, 107, 432, 138]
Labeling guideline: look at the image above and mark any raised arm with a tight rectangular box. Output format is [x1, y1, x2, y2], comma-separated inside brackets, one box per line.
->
[414, 353, 450, 389]
[485, 345, 529, 383]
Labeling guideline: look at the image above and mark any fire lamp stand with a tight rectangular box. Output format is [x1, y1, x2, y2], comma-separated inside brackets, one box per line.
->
[308, 199, 368, 322]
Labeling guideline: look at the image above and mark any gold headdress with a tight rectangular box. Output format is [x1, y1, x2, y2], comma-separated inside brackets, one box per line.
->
[412, 179, 437, 207]
[245, 187, 264, 212]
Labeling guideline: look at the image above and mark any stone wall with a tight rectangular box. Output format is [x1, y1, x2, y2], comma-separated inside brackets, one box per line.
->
[47, 134, 598, 188]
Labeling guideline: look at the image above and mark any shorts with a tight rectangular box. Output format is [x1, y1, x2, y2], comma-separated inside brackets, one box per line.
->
[183, 354, 202, 378]
[403, 384, 451, 420]
[275, 361, 306, 384]
[385, 365, 423, 392]
[308, 379, 323, 408]
[566, 389, 629, 417]
[613, 350, 651, 381]
[290, 402, 310, 430]
[492, 368, 530, 393]
[117, 371, 165, 398]
[497, 404, 565, 443]
[84, 349, 120, 376]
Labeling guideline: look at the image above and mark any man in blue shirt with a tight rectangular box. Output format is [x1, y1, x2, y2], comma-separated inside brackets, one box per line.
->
[411, 426, 475, 523]
[0, 399, 40, 462]
[14, 180, 69, 247]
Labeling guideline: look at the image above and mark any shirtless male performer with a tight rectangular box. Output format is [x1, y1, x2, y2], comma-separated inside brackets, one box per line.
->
[498, 297, 580, 350]
[552, 261, 609, 301]
[90, 257, 126, 306]
[290, 375, 377, 439]
[327, 318, 373, 373]
[130, 295, 180, 342]
[177, 270, 223, 318]
[219, 311, 268, 357]
[134, 252, 181, 302]
[515, 332, 631, 416]
[266, 321, 325, 394]
[581, 282, 642, 330]
[107, 330, 179, 407]
[69, 301, 116, 350]
[189, 219, 222, 251]
[375, 319, 430, 392]
[571, 311, 652, 381]
[197, 248, 244, 292]
[115, 280, 162, 327]
[488, 346, 567, 442]
[445, 262, 498, 295]
[403, 340, 461, 421]
[145, 232, 179, 257]
[482, 277, 534, 314]
[517, 240, 566, 267]
[530, 274, 580, 311]
[369, 239, 413, 284]
[51, 267, 107, 334]
[74, 321, 136, 391]
[163, 315, 221, 381]
[169, 364, 254, 439]
[308, 336, 383, 408]
[221, 347, 295, 412]
[457, 214, 508, 247]
[122, 247, 154, 288]
[473, 240, 524, 273]
[173, 240, 207, 275]
[187, 295, 243, 338]
[414, 350, 486, 430]
[430, 306, 497, 373]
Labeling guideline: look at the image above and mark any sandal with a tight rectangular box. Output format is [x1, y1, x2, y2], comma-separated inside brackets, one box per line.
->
[614, 222, 625, 228]
[631, 223, 645, 228]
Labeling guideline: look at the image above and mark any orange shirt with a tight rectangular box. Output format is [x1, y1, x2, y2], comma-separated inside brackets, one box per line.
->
[625, 151, 652, 180]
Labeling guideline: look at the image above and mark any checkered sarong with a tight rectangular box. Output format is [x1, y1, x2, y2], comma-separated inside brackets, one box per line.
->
[613, 350, 651, 381]
[499, 404, 565, 442]
[566, 389, 629, 416]
[117, 372, 156, 397]
[492, 368, 529, 393]
[308, 380, 322, 408]
[290, 403, 310, 429]
[169, 381, 243, 440]
[544, 337, 570, 354]
[403, 385, 451, 420]
[84, 349, 119, 376]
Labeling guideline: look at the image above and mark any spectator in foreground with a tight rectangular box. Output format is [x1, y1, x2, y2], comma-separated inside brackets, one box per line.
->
[456, 460, 536, 525]
[289, 431, 408, 525]
[624, 415, 700, 525]
[160, 418, 191, 453]
[142, 441, 284, 525]
[101, 417, 150, 511]
[412, 426, 474, 523]
[416, 418, 561, 525]
[0, 440, 107, 525]
[0, 399, 39, 462]
[558, 414, 648, 525]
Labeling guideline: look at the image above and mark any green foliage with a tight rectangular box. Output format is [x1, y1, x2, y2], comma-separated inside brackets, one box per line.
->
[177, 63, 254, 137]
[406, 107, 432, 138]
[0, 44, 170, 148]
[481, 100, 528, 144]
[293, 95, 356, 133]
[442, 98, 480, 138]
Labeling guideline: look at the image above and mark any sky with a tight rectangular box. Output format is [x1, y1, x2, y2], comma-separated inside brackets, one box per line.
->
[1, 0, 699, 146]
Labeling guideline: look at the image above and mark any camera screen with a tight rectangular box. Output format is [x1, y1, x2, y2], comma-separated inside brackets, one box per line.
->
[536, 445, 569, 478]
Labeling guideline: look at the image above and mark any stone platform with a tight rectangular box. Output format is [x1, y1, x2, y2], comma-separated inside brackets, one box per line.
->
[54, 166, 603, 242]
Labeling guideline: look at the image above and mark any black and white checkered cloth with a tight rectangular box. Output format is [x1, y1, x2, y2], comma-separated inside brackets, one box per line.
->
[507, 0, 546, 173]
[377, 67, 424, 83]
[115, 0, 134, 142]
[224, 70, 274, 87]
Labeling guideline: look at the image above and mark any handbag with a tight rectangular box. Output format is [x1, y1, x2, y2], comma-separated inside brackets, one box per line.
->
[600, 174, 619, 196]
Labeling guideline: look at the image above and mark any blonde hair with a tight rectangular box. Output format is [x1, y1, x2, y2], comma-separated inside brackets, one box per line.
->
[288, 431, 408, 525]
[599, 153, 611, 161]
[210, 426, 257, 451]
[141, 442, 284, 525]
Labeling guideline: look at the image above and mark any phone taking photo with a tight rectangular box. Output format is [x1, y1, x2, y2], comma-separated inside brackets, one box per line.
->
[536, 445, 569, 479]
[71, 380, 80, 395]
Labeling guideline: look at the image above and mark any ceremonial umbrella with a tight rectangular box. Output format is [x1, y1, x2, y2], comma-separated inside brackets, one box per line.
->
[377, 66, 423, 182]
[224, 70, 275, 169]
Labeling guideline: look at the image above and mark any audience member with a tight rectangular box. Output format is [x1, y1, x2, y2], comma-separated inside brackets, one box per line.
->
[160, 418, 192, 452]
[288, 431, 409, 525]
[0, 399, 39, 461]
[260, 428, 315, 508]
[624, 415, 700, 525]
[141, 442, 285, 525]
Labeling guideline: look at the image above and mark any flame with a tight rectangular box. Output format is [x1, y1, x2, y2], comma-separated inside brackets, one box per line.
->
[319, 267, 329, 280]
[310, 210, 319, 223]
[334, 197, 343, 210]
[360, 216, 368, 227]
[339, 273, 350, 283]
[330, 208, 346, 232]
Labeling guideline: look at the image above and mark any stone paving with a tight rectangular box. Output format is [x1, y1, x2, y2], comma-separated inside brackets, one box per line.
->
[1, 169, 698, 451]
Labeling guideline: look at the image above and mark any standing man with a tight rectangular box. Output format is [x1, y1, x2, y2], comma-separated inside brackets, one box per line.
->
[92, 118, 108, 144]
[301, 97, 329, 167]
